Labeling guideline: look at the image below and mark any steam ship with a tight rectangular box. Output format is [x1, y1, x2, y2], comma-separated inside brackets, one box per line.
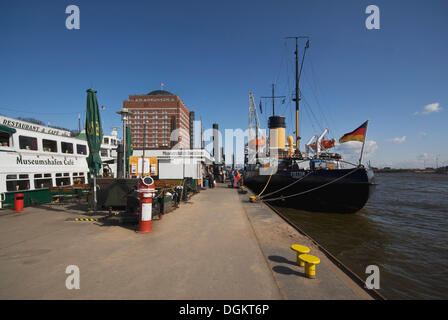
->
[243, 39, 375, 213]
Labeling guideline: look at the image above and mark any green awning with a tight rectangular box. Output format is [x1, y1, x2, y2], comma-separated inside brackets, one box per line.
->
[0, 125, 16, 134]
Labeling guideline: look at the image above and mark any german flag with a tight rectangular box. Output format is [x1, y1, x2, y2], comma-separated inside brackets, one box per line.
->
[339, 121, 368, 144]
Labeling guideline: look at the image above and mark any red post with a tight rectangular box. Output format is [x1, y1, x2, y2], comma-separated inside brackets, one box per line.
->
[137, 176, 155, 233]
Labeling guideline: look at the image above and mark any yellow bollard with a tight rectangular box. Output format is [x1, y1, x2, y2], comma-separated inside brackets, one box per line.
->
[249, 196, 257, 202]
[299, 254, 320, 279]
[290, 244, 310, 267]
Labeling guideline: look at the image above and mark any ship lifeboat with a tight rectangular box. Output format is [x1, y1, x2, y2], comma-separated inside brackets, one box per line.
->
[310, 139, 336, 151]
[248, 138, 266, 148]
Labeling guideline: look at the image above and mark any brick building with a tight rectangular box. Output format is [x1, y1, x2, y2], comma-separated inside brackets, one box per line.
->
[123, 90, 191, 150]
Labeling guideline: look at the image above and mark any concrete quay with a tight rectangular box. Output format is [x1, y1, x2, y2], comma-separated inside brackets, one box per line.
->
[0, 184, 372, 299]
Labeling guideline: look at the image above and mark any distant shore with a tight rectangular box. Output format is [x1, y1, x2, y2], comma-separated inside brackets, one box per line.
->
[372, 167, 448, 174]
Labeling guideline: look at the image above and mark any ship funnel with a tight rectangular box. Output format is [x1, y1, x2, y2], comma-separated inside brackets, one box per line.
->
[212, 123, 221, 164]
[287, 136, 294, 156]
[268, 116, 286, 150]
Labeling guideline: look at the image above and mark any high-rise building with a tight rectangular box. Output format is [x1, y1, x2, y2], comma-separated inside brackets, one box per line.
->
[123, 90, 191, 150]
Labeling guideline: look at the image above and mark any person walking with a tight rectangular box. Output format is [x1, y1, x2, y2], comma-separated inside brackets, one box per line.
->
[229, 169, 235, 188]
[209, 169, 215, 188]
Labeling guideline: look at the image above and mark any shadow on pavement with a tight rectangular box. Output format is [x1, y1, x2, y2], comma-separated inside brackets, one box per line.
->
[272, 265, 306, 278]
[268, 255, 297, 267]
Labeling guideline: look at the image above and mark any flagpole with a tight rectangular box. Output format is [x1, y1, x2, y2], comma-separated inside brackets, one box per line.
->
[358, 120, 369, 166]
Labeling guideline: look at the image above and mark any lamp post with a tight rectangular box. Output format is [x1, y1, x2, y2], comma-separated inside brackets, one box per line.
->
[116, 108, 130, 179]
[142, 120, 149, 177]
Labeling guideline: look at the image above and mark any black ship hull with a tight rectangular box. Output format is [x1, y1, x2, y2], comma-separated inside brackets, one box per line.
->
[244, 167, 375, 213]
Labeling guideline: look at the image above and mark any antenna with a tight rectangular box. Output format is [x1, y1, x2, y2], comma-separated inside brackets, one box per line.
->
[285, 35, 310, 156]
[261, 84, 286, 116]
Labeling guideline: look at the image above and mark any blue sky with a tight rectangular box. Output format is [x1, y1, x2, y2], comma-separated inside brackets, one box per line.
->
[1, 0, 447, 168]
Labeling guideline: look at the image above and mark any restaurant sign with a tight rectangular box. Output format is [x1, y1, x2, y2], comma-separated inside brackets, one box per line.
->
[16, 155, 75, 166]
[1, 116, 71, 137]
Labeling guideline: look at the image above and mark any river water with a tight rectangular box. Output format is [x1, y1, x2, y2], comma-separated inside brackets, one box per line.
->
[273, 172, 448, 300]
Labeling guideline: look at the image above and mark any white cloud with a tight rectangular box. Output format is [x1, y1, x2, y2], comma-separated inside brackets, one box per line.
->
[417, 153, 431, 161]
[419, 131, 427, 137]
[388, 136, 406, 143]
[335, 140, 378, 164]
[414, 102, 442, 115]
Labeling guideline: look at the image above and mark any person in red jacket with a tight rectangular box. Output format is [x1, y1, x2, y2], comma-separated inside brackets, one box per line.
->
[234, 170, 241, 188]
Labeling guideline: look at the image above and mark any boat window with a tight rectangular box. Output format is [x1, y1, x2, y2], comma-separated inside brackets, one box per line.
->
[79, 172, 85, 176]
[44, 173, 51, 178]
[34, 174, 42, 178]
[34, 177, 52, 189]
[6, 174, 30, 191]
[42, 139, 57, 152]
[76, 144, 87, 155]
[56, 177, 71, 186]
[63, 173, 70, 177]
[19, 136, 38, 151]
[73, 176, 85, 185]
[104, 137, 109, 144]
[61, 142, 73, 154]
[56, 173, 62, 177]
[73, 172, 78, 176]
[0, 132, 10, 147]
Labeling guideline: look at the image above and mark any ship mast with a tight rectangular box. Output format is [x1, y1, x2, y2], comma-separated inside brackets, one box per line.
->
[286, 36, 309, 157]
[249, 93, 260, 164]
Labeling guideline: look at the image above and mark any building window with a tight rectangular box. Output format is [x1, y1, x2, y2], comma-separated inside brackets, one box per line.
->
[61, 142, 74, 154]
[56, 177, 71, 186]
[0, 132, 11, 147]
[100, 149, 108, 157]
[43, 139, 57, 152]
[34, 173, 52, 189]
[73, 176, 85, 185]
[19, 136, 38, 150]
[77, 144, 87, 155]
[6, 174, 30, 191]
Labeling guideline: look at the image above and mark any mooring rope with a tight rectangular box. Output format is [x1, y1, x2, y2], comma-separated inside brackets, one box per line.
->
[256, 173, 273, 198]
[259, 171, 313, 200]
[254, 158, 309, 199]
[262, 167, 361, 202]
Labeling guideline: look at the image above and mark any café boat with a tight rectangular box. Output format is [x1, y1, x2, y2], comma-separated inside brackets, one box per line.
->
[0, 116, 119, 208]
